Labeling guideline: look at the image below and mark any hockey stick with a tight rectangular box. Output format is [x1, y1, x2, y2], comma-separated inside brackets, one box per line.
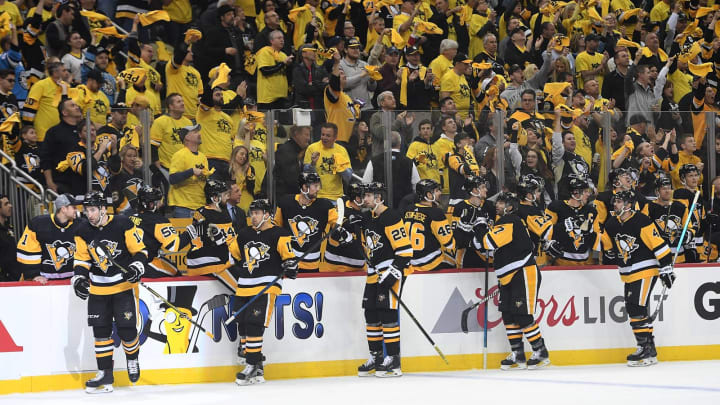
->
[706, 184, 715, 263]
[650, 190, 700, 321]
[460, 289, 500, 334]
[482, 249, 489, 370]
[98, 244, 215, 340]
[224, 198, 345, 326]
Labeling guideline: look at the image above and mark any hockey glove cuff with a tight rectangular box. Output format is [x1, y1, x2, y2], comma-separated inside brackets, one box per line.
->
[185, 222, 204, 240]
[659, 265, 676, 289]
[72, 275, 90, 300]
[543, 239, 563, 259]
[378, 266, 402, 290]
[330, 226, 353, 246]
[282, 259, 298, 279]
[207, 223, 225, 245]
[126, 261, 145, 283]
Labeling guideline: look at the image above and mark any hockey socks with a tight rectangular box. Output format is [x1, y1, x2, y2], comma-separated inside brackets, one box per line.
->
[504, 323, 524, 352]
[523, 322, 546, 352]
[630, 317, 653, 343]
[245, 336, 264, 365]
[94, 337, 114, 370]
[122, 336, 140, 360]
[365, 322, 383, 352]
[382, 322, 400, 356]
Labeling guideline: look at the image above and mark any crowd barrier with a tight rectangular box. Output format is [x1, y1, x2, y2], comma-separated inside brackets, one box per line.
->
[0, 264, 719, 394]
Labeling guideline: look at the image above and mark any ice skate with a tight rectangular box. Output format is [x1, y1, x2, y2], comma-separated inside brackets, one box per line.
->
[500, 351, 527, 370]
[85, 369, 114, 394]
[358, 351, 383, 377]
[527, 348, 550, 370]
[627, 344, 658, 367]
[126, 359, 140, 383]
[236, 364, 265, 385]
[375, 355, 402, 377]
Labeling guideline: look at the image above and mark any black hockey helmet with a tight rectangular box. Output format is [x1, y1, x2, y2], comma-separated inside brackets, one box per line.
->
[416, 179, 440, 201]
[627, 167, 640, 187]
[136, 185, 163, 212]
[204, 179, 229, 203]
[463, 175, 489, 192]
[298, 171, 322, 188]
[517, 174, 541, 199]
[347, 182, 365, 201]
[364, 182, 387, 200]
[608, 167, 629, 188]
[679, 163, 700, 180]
[83, 191, 107, 207]
[611, 189, 636, 209]
[568, 174, 590, 192]
[248, 199, 273, 213]
[655, 175, 672, 191]
[496, 192, 520, 215]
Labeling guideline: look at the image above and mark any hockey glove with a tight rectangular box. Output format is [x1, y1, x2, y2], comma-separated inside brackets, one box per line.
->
[282, 259, 298, 279]
[543, 239, 563, 259]
[378, 265, 402, 290]
[207, 223, 225, 245]
[602, 249, 618, 266]
[347, 213, 364, 227]
[185, 221, 205, 240]
[659, 265, 676, 289]
[457, 209, 479, 233]
[125, 261, 145, 283]
[704, 242, 713, 259]
[683, 243, 699, 263]
[330, 226, 353, 246]
[72, 275, 90, 300]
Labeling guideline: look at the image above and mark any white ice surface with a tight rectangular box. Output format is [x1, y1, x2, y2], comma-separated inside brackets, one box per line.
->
[4, 361, 720, 405]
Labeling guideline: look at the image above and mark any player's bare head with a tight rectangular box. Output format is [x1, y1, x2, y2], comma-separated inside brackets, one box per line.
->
[83, 191, 108, 227]
[299, 171, 322, 201]
[320, 123, 338, 148]
[249, 199, 273, 229]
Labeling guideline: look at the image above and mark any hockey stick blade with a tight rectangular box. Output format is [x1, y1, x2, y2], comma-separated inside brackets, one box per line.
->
[97, 244, 215, 340]
[461, 289, 500, 334]
[336, 197, 345, 226]
[649, 286, 667, 322]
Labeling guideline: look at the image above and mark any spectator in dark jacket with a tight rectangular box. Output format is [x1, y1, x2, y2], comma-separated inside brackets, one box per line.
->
[39, 98, 82, 194]
[0, 194, 19, 281]
[273, 125, 311, 197]
[293, 45, 328, 109]
[199, 5, 246, 85]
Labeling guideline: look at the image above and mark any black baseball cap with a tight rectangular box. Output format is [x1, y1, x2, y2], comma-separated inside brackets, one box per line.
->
[178, 124, 202, 142]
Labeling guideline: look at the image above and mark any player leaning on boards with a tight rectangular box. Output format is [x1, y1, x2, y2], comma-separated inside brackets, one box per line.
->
[404, 179, 455, 272]
[598, 190, 676, 367]
[71, 191, 148, 393]
[473, 192, 551, 370]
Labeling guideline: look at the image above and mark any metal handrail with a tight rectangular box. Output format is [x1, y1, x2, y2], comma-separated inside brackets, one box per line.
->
[0, 149, 46, 201]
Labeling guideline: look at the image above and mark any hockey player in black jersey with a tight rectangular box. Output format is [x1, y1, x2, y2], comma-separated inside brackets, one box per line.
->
[474, 192, 550, 370]
[599, 190, 675, 367]
[229, 199, 296, 385]
[404, 179, 455, 272]
[71, 191, 148, 393]
[16, 194, 80, 283]
[357, 182, 413, 378]
[516, 175, 555, 266]
[130, 185, 194, 277]
[595, 168, 633, 232]
[546, 175, 599, 265]
[673, 164, 705, 263]
[185, 180, 239, 291]
[275, 171, 340, 273]
[641, 177, 690, 262]
[321, 183, 367, 272]
[450, 175, 496, 268]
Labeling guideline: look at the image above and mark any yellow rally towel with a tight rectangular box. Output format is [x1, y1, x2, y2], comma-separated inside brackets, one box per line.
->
[155, 41, 171, 62]
[80, 10, 109, 21]
[617, 38, 641, 49]
[391, 29, 405, 48]
[640, 46, 667, 60]
[416, 21, 443, 35]
[696, 5, 719, 18]
[243, 107, 266, 123]
[688, 62, 713, 78]
[552, 34, 570, 51]
[92, 26, 127, 39]
[210, 63, 232, 88]
[118, 67, 147, 84]
[364, 65, 383, 81]
[288, 5, 310, 21]
[184, 28, 202, 43]
[0, 112, 20, 133]
[586, 7, 603, 22]
[400, 66, 426, 106]
[138, 10, 170, 26]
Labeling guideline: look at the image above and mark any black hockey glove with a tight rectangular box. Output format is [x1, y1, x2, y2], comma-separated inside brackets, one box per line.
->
[683, 244, 699, 263]
[378, 265, 402, 290]
[125, 261, 145, 283]
[457, 209, 479, 233]
[543, 239, 563, 259]
[659, 265, 676, 289]
[347, 213, 364, 227]
[185, 221, 206, 240]
[207, 223, 225, 245]
[282, 259, 298, 279]
[72, 275, 89, 300]
[602, 249, 618, 266]
[330, 226, 352, 246]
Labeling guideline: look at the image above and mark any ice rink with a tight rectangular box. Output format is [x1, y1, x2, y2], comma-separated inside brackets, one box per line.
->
[4, 360, 720, 405]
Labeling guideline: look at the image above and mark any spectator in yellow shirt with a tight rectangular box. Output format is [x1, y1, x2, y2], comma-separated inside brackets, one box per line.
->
[303, 122, 353, 200]
[168, 124, 210, 218]
[440, 53, 473, 118]
[256, 30, 293, 110]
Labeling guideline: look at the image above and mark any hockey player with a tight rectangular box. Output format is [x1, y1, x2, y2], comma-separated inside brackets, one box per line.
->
[357, 182, 412, 378]
[545, 175, 599, 265]
[444, 133, 481, 206]
[594, 168, 633, 232]
[404, 179, 455, 272]
[184, 179, 239, 291]
[516, 175, 555, 266]
[16, 194, 81, 283]
[321, 183, 367, 272]
[71, 191, 148, 393]
[599, 190, 675, 366]
[274, 172, 340, 273]
[130, 185, 194, 277]
[474, 192, 551, 370]
[641, 177, 690, 262]
[451, 175, 496, 268]
[229, 199, 296, 385]
[673, 164, 705, 263]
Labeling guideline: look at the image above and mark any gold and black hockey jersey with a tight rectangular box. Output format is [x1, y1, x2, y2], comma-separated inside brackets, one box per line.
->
[16, 214, 81, 280]
[320, 200, 367, 272]
[74, 215, 148, 295]
[517, 201, 553, 262]
[594, 190, 647, 232]
[185, 206, 236, 276]
[476, 213, 536, 285]
[600, 212, 671, 283]
[546, 199, 599, 263]
[673, 188, 704, 248]
[56, 141, 113, 196]
[641, 200, 689, 257]
[445, 145, 480, 202]
[403, 204, 454, 272]
[361, 208, 413, 283]
[275, 194, 338, 272]
[229, 225, 294, 296]
[130, 212, 192, 276]
[450, 199, 495, 267]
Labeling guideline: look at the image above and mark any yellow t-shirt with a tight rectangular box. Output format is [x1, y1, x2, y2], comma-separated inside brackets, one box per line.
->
[432, 136, 455, 194]
[248, 139, 267, 195]
[575, 50, 604, 90]
[611, 0, 633, 11]
[126, 86, 162, 117]
[168, 147, 209, 209]
[150, 114, 192, 168]
[72, 85, 110, 126]
[571, 125, 592, 170]
[233, 165, 255, 211]
[669, 69, 693, 104]
[163, 0, 192, 23]
[166, 63, 203, 120]
[0, 2, 23, 27]
[429, 55, 453, 88]
[440, 69, 471, 118]
[303, 141, 351, 200]
[197, 106, 235, 161]
[23, 77, 63, 142]
[26, 7, 52, 45]
[256, 46, 289, 104]
[324, 88, 359, 143]
[235, 0, 257, 17]
[392, 13, 414, 44]
[468, 12, 488, 58]
[290, 8, 324, 48]
[406, 140, 441, 184]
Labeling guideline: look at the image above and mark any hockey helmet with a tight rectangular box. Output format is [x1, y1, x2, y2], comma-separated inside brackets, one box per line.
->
[463, 175, 489, 192]
[298, 171, 322, 188]
[136, 185, 163, 212]
[517, 174, 541, 199]
[83, 191, 107, 207]
[654, 176, 672, 191]
[679, 163, 700, 180]
[347, 183, 365, 202]
[611, 189, 636, 216]
[416, 179, 441, 201]
[627, 167, 640, 187]
[204, 179, 229, 203]
[568, 174, 590, 191]
[608, 167, 629, 189]
[364, 181, 387, 199]
[496, 192, 520, 215]
[248, 199, 273, 213]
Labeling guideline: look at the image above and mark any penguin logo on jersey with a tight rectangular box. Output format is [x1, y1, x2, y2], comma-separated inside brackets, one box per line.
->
[656, 214, 681, 240]
[615, 233, 639, 264]
[93, 100, 108, 115]
[288, 215, 320, 247]
[23, 153, 40, 173]
[243, 241, 271, 273]
[171, 127, 182, 144]
[563, 216, 584, 249]
[44, 240, 76, 270]
[570, 159, 589, 176]
[253, 127, 267, 144]
[89, 240, 121, 273]
[365, 230, 384, 258]
[93, 163, 110, 191]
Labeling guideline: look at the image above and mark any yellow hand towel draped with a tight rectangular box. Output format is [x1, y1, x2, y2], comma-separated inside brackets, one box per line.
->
[0, 112, 20, 133]
[400, 66, 427, 106]
[80, 10, 109, 21]
[118, 68, 147, 84]
[184, 28, 202, 43]
[364, 65, 383, 81]
[138, 10, 170, 26]
[688, 62, 713, 78]
[92, 26, 127, 38]
[288, 5, 310, 21]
